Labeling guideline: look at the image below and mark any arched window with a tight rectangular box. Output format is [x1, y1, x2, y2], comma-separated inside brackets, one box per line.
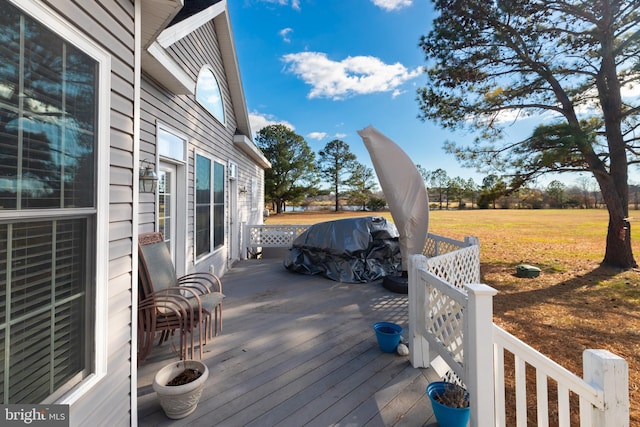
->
[196, 66, 225, 124]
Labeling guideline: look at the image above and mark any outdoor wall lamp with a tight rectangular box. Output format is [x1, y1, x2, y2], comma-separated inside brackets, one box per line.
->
[139, 160, 158, 193]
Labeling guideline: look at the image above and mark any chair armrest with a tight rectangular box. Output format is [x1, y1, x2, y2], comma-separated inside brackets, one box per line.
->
[178, 272, 223, 293]
[142, 287, 205, 316]
[139, 293, 193, 322]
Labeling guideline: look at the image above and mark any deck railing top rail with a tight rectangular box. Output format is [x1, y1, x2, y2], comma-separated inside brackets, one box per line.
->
[244, 223, 470, 260]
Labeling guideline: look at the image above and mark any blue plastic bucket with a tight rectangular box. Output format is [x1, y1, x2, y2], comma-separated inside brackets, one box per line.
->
[426, 381, 470, 427]
[373, 322, 403, 353]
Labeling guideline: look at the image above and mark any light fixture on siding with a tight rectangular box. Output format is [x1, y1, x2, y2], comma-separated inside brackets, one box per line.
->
[139, 159, 158, 193]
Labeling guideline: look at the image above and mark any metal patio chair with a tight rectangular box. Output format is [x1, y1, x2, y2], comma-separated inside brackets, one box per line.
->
[137, 232, 224, 362]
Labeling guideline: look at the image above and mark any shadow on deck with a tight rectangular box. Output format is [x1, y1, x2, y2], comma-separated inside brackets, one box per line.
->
[137, 258, 440, 426]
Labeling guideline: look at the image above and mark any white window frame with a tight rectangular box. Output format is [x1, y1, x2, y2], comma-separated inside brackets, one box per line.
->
[193, 152, 225, 263]
[212, 160, 225, 251]
[195, 65, 225, 125]
[156, 122, 188, 276]
[157, 122, 187, 163]
[194, 151, 213, 262]
[251, 177, 259, 212]
[6, 0, 110, 404]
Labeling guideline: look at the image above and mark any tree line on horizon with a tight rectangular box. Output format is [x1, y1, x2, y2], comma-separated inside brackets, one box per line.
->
[255, 124, 640, 214]
[257, 118, 639, 269]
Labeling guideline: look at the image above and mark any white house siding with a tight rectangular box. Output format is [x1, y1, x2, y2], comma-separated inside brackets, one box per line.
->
[41, 0, 136, 425]
[140, 17, 265, 277]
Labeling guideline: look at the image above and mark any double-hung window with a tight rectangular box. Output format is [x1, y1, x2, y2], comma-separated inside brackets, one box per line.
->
[0, 0, 108, 403]
[195, 154, 224, 259]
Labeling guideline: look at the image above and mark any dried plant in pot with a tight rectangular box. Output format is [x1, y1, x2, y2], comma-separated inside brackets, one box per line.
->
[153, 360, 209, 419]
[426, 381, 470, 427]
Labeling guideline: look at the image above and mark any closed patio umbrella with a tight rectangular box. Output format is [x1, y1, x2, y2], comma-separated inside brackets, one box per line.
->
[358, 125, 429, 271]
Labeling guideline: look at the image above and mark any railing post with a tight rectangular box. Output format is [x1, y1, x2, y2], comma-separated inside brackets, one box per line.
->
[464, 236, 479, 247]
[243, 224, 250, 259]
[240, 221, 247, 259]
[465, 283, 498, 427]
[408, 254, 430, 368]
[583, 349, 629, 426]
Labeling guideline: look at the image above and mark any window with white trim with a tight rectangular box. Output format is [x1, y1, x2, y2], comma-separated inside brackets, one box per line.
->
[195, 154, 225, 259]
[195, 66, 225, 124]
[0, 0, 107, 403]
[157, 124, 186, 163]
[251, 177, 258, 212]
[213, 161, 224, 249]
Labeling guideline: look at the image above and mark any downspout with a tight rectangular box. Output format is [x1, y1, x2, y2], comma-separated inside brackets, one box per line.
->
[131, 0, 142, 425]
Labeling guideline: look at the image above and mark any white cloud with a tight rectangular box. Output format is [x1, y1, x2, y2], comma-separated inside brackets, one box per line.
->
[307, 132, 327, 140]
[372, 0, 412, 11]
[258, 0, 300, 10]
[279, 27, 293, 43]
[621, 81, 640, 100]
[282, 52, 422, 100]
[249, 111, 295, 136]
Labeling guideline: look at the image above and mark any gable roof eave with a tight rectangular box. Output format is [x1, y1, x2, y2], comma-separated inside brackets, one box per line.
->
[141, 0, 196, 94]
[234, 134, 272, 169]
[150, 1, 264, 167]
[144, 42, 196, 94]
[159, 1, 254, 140]
[156, 0, 225, 48]
[141, 0, 184, 50]
[212, 9, 254, 142]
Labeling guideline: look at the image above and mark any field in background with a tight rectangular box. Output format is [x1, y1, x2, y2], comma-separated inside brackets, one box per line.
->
[266, 209, 640, 424]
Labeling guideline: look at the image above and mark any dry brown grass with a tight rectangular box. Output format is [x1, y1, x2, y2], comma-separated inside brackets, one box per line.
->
[267, 208, 640, 425]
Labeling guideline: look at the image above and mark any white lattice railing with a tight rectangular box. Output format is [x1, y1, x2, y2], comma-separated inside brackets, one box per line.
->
[244, 224, 310, 257]
[244, 225, 471, 259]
[422, 233, 478, 258]
[408, 241, 629, 427]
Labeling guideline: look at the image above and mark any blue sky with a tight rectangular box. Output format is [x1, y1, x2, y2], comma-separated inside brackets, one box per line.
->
[227, 0, 638, 189]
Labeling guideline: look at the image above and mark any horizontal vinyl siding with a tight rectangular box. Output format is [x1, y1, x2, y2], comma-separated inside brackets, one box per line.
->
[140, 22, 228, 274]
[171, 21, 264, 265]
[39, 0, 135, 426]
[140, 11, 267, 270]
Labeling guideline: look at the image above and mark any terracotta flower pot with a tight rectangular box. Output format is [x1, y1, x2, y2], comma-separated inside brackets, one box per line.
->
[153, 360, 209, 419]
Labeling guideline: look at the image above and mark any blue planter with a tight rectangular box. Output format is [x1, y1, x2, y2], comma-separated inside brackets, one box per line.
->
[373, 322, 402, 353]
[427, 381, 470, 427]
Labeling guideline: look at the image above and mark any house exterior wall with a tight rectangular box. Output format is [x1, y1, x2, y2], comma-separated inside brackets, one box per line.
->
[140, 19, 265, 277]
[38, 0, 135, 425]
[3, 1, 264, 425]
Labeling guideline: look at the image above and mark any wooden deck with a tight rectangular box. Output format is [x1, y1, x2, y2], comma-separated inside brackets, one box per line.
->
[137, 257, 440, 426]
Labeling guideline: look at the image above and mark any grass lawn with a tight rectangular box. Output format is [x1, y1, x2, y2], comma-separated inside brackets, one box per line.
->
[267, 208, 640, 424]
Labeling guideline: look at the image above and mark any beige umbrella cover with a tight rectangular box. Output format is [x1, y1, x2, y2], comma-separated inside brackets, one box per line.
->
[358, 125, 429, 270]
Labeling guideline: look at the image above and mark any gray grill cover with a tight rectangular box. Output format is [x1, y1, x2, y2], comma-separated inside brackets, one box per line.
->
[283, 216, 402, 283]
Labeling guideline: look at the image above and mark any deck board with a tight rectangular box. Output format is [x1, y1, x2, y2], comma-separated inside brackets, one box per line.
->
[138, 259, 440, 426]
